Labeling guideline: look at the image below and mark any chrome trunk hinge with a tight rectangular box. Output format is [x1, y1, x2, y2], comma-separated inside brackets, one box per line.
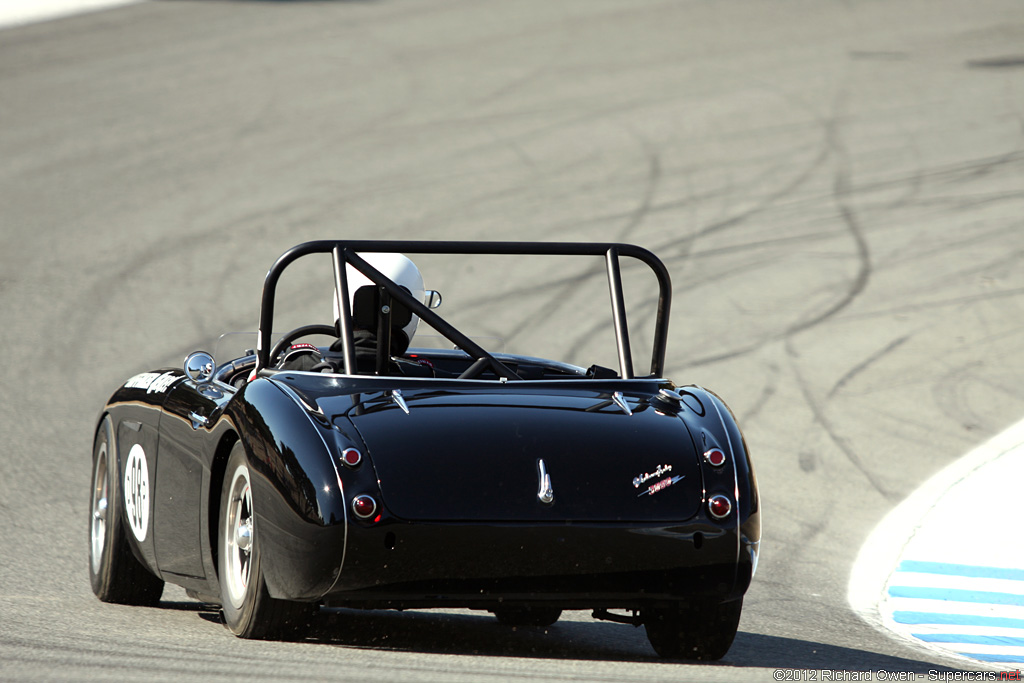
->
[391, 389, 410, 414]
[611, 391, 633, 416]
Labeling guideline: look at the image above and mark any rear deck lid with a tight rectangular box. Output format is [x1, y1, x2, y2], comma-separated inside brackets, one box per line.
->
[343, 388, 703, 522]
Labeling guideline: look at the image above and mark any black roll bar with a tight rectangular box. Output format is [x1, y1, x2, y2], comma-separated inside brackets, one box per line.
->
[256, 240, 672, 379]
[604, 247, 635, 380]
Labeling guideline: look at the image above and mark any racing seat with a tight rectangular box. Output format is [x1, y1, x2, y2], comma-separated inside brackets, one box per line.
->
[348, 285, 416, 375]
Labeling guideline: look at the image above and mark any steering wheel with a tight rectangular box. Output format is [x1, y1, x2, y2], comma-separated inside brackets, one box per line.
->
[269, 324, 337, 365]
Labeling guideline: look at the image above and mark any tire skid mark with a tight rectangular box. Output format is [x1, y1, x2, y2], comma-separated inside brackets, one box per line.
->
[738, 365, 780, 425]
[828, 334, 911, 398]
[932, 359, 992, 434]
[773, 88, 889, 497]
[540, 126, 663, 356]
[649, 145, 831, 248]
[436, 90, 691, 164]
[449, 82, 833, 339]
[57, 210, 284, 369]
[257, 30, 426, 199]
[838, 285, 1024, 322]
[460, 132, 831, 363]
[457, 126, 663, 353]
[680, 94, 877, 368]
[500, 159, 661, 352]
[563, 126, 667, 357]
[463, 16, 569, 110]
[786, 337, 898, 501]
[926, 246, 1024, 294]
[589, 114, 846, 368]
[768, 500, 832, 559]
[852, 150, 1024, 195]
[663, 225, 847, 263]
[928, 150, 1024, 188]
[563, 296, 659, 370]
[788, 99, 871, 336]
[451, 171, 659, 315]
[614, 126, 663, 241]
[504, 139, 823, 248]
[879, 222, 1022, 274]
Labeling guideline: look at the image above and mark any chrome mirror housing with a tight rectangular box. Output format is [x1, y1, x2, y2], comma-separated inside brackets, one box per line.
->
[184, 351, 215, 383]
[426, 290, 443, 309]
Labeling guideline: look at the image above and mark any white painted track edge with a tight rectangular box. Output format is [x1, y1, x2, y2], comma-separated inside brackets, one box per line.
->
[848, 416, 1024, 670]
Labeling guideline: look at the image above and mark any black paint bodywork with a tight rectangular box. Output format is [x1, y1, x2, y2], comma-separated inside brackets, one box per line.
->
[96, 241, 759, 614]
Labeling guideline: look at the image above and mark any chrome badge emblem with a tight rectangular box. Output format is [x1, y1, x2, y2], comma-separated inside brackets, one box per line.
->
[633, 464, 673, 489]
[537, 459, 554, 504]
[633, 464, 684, 498]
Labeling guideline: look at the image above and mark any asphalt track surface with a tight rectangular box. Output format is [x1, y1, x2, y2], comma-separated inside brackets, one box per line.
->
[2, 1, 1023, 680]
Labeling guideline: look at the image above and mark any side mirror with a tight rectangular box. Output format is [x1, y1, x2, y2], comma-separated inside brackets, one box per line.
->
[425, 290, 443, 309]
[184, 351, 215, 382]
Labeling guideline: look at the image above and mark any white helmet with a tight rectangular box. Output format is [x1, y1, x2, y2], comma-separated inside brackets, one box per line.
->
[335, 253, 426, 343]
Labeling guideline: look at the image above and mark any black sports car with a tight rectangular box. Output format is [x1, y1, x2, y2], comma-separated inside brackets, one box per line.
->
[89, 240, 759, 660]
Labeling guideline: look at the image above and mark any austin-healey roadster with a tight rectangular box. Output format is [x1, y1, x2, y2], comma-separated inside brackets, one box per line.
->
[89, 240, 759, 660]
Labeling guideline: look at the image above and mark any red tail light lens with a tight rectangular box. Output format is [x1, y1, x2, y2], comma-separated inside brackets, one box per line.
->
[342, 448, 362, 467]
[704, 448, 727, 467]
[352, 495, 377, 520]
[708, 494, 732, 520]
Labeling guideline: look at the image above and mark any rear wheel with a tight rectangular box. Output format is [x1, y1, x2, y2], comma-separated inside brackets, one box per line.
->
[218, 442, 315, 639]
[492, 606, 562, 627]
[643, 597, 742, 660]
[88, 417, 164, 605]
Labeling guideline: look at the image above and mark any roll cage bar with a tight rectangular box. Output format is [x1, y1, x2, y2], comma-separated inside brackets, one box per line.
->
[256, 241, 672, 380]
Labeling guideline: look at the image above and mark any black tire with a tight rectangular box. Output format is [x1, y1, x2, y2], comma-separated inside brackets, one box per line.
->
[218, 442, 315, 639]
[643, 597, 742, 660]
[492, 606, 562, 627]
[88, 417, 164, 605]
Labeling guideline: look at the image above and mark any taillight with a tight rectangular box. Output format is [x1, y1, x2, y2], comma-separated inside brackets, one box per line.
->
[352, 495, 377, 520]
[704, 448, 726, 467]
[341, 448, 362, 468]
[708, 494, 732, 520]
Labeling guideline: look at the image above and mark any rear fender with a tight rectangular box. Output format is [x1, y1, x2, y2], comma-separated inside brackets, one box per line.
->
[687, 386, 760, 591]
[225, 378, 348, 601]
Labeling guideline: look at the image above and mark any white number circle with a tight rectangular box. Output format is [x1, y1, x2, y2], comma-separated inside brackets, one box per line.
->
[124, 444, 150, 542]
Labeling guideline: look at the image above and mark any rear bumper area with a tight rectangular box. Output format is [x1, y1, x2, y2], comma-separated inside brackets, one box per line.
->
[325, 520, 749, 609]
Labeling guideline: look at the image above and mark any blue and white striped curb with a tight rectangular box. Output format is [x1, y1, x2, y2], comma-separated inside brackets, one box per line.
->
[887, 561, 1024, 664]
[850, 417, 1024, 669]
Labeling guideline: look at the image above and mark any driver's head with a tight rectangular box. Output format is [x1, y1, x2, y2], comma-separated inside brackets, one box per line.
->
[337, 253, 426, 344]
